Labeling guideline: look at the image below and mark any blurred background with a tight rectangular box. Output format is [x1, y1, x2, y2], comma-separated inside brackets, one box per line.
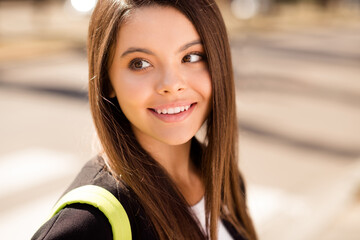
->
[0, 0, 359, 239]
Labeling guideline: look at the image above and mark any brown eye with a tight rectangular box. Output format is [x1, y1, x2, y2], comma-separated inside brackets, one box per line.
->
[134, 61, 143, 68]
[182, 53, 204, 63]
[129, 59, 151, 70]
[183, 55, 192, 62]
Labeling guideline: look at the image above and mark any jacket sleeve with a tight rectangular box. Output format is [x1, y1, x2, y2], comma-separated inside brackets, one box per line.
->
[31, 203, 112, 240]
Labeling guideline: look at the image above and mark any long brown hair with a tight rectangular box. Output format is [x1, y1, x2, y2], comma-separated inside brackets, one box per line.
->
[87, 0, 257, 239]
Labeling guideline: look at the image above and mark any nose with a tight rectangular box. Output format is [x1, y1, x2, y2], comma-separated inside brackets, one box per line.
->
[156, 68, 186, 95]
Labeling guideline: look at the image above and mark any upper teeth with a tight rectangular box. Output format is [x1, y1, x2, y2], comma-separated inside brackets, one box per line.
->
[155, 105, 191, 114]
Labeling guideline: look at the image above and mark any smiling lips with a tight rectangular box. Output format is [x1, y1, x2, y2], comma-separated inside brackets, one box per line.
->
[154, 104, 191, 115]
[149, 103, 196, 122]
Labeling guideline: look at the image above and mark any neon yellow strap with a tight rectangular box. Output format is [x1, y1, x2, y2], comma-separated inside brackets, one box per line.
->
[49, 185, 132, 240]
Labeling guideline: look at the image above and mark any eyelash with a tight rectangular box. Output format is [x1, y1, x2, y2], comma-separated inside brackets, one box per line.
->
[182, 51, 206, 63]
[129, 58, 150, 72]
[128, 52, 206, 71]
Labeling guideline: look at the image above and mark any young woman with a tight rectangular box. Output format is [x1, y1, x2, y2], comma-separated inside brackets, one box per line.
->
[32, 0, 257, 239]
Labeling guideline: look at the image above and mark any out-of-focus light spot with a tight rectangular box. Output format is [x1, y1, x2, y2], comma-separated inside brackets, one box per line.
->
[71, 0, 96, 13]
[231, 0, 259, 20]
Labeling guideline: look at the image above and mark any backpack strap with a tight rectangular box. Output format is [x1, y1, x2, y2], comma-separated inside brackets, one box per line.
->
[48, 185, 132, 240]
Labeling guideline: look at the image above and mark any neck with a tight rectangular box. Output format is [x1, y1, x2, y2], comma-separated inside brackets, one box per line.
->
[134, 133, 204, 205]
[136, 135, 193, 180]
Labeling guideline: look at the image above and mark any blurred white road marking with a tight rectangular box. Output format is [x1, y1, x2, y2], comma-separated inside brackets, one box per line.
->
[0, 148, 81, 239]
[247, 184, 310, 226]
[0, 191, 60, 239]
[247, 159, 360, 240]
[0, 148, 78, 200]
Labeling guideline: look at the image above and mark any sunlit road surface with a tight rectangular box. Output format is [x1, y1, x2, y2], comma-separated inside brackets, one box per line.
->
[1, 10, 360, 240]
[232, 24, 360, 240]
[232, 25, 360, 240]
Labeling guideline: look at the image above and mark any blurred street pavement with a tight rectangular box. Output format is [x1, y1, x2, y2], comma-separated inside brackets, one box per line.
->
[233, 23, 360, 240]
[0, 1, 360, 239]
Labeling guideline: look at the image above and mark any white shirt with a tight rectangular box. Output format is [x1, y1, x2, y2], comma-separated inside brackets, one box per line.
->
[191, 197, 233, 239]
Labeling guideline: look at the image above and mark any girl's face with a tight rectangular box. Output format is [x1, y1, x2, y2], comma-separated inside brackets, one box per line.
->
[109, 6, 212, 146]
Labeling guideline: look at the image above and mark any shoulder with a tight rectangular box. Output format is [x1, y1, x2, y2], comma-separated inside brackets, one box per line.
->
[32, 156, 116, 240]
[32, 203, 112, 240]
[32, 156, 158, 240]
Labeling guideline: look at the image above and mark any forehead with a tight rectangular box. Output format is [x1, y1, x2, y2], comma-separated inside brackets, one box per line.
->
[116, 6, 200, 51]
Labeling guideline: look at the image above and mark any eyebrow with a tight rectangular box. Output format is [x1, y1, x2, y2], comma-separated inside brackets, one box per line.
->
[178, 39, 202, 53]
[120, 48, 155, 58]
[120, 39, 202, 58]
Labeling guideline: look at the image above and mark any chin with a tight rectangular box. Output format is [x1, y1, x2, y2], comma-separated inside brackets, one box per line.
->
[158, 134, 193, 146]
[155, 129, 198, 146]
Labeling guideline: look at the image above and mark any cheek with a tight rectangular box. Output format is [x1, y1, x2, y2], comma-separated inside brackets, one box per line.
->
[202, 72, 212, 100]
[187, 69, 212, 101]
[110, 71, 153, 110]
